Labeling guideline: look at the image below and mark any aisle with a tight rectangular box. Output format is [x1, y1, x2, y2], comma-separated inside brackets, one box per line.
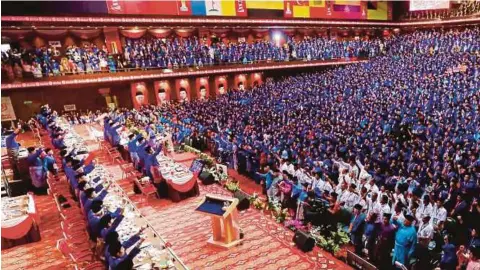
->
[74, 124, 351, 270]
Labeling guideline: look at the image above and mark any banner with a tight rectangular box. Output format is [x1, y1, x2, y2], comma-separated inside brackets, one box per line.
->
[191, 0, 247, 16]
[284, 0, 389, 20]
[154, 80, 172, 105]
[196, 77, 210, 100]
[106, 0, 179, 15]
[63, 104, 76, 111]
[1, 97, 16, 121]
[175, 79, 191, 103]
[215, 76, 228, 96]
[130, 82, 150, 109]
[48, 41, 62, 48]
[106, 0, 246, 16]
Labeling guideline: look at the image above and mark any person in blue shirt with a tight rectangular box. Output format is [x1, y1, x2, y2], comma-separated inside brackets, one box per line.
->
[127, 134, 142, 168]
[5, 127, 21, 164]
[98, 213, 125, 241]
[87, 201, 105, 241]
[27, 147, 46, 189]
[104, 231, 141, 269]
[256, 166, 273, 195]
[43, 148, 57, 176]
[440, 235, 458, 270]
[83, 187, 109, 217]
[392, 214, 417, 268]
[52, 134, 66, 149]
[144, 146, 162, 180]
[136, 137, 148, 172]
[107, 239, 143, 270]
[349, 204, 366, 254]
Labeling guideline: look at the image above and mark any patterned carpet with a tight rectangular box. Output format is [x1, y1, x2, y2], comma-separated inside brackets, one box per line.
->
[1, 195, 74, 270]
[80, 124, 351, 269]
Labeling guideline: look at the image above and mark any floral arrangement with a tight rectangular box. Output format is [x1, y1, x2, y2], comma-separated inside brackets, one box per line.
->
[269, 200, 288, 223]
[183, 145, 201, 155]
[199, 153, 215, 168]
[273, 207, 289, 223]
[183, 145, 215, 168]
[310, 224, 350, 256]
[248, 193, 265, 210]
[225, 181, 240, 193]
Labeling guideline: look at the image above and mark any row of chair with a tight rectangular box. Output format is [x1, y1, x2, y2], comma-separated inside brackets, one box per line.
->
[40, 129, 103, 270]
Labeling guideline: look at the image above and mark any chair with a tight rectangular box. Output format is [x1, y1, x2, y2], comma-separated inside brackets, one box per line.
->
[74, 262, 105, 270]
[120, 163, 139, 180]
[57, 238, 94, 265]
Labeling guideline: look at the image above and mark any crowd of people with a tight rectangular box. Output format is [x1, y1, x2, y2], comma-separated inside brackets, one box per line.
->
[6, 25, 479, 269]
[96, 26, 480, 269]
[1, 43, 117, 80]
[2, 34, 385, 81]
[122, 35, 383, 70]
[403, 1, 480, 21]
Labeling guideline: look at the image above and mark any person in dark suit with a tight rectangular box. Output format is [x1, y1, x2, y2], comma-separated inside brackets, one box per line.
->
[349, 203, 366, 254]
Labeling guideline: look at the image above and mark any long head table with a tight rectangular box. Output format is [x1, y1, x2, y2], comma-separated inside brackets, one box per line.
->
[58, 119, 188, 270]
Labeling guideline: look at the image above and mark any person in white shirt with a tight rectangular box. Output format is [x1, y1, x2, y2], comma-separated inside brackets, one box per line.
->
[368, 193, 383, 221]
[310, 172, 324, 191]
[332, 158, 351, 175]
[355, 158, 372, 182]
[294, 165, 307, 185]
[335, 181, 348, 199]
[432, 199, 447, 226]
[379, 195, 391, 223]
[267, 171, 283, 201]
[391, 202, 405, 224]
[279, 159, 295, 176]
[416, 195, 434, 222]
[365, 178, 379, 195]
[322, 177, 334, 194]
[342, 184, 360, 211]
[417, 215, 434, 245]
[357, 187, 368, 212]
[393, 188, 407, 207]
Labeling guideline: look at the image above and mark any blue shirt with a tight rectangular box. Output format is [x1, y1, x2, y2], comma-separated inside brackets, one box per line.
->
[27, 149, 44, 167]
[83, 190, 108, 217]
[127, 135, 141, 154]
[5, 132, 20, 149]
[43, 155, 56, 172]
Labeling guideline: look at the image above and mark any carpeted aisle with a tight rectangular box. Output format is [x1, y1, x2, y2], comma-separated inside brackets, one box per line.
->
[74, 124, 351, 270]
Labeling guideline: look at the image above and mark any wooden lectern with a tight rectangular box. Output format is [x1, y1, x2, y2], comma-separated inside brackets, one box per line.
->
[195, 194, 243, 249]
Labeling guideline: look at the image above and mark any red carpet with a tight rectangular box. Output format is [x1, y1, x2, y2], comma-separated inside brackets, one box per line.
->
[1, 195, 74, 270]
[74, 124, 351, 270]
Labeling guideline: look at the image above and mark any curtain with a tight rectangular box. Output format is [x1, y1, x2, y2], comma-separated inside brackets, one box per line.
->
[282, 29, 297, 36]
[298, 29, 315, 36]
[120, 29, 147, 39]
[209, 28, 230, 38]
[148, 29, 172, 38]
[174, 29, 195, 38]
[35, 29, 68, 38]
[252, 28, 269, 38]
[1, 30, 33, 40]
[70, 29, 102, 40]
[232, 29, 251, 34]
